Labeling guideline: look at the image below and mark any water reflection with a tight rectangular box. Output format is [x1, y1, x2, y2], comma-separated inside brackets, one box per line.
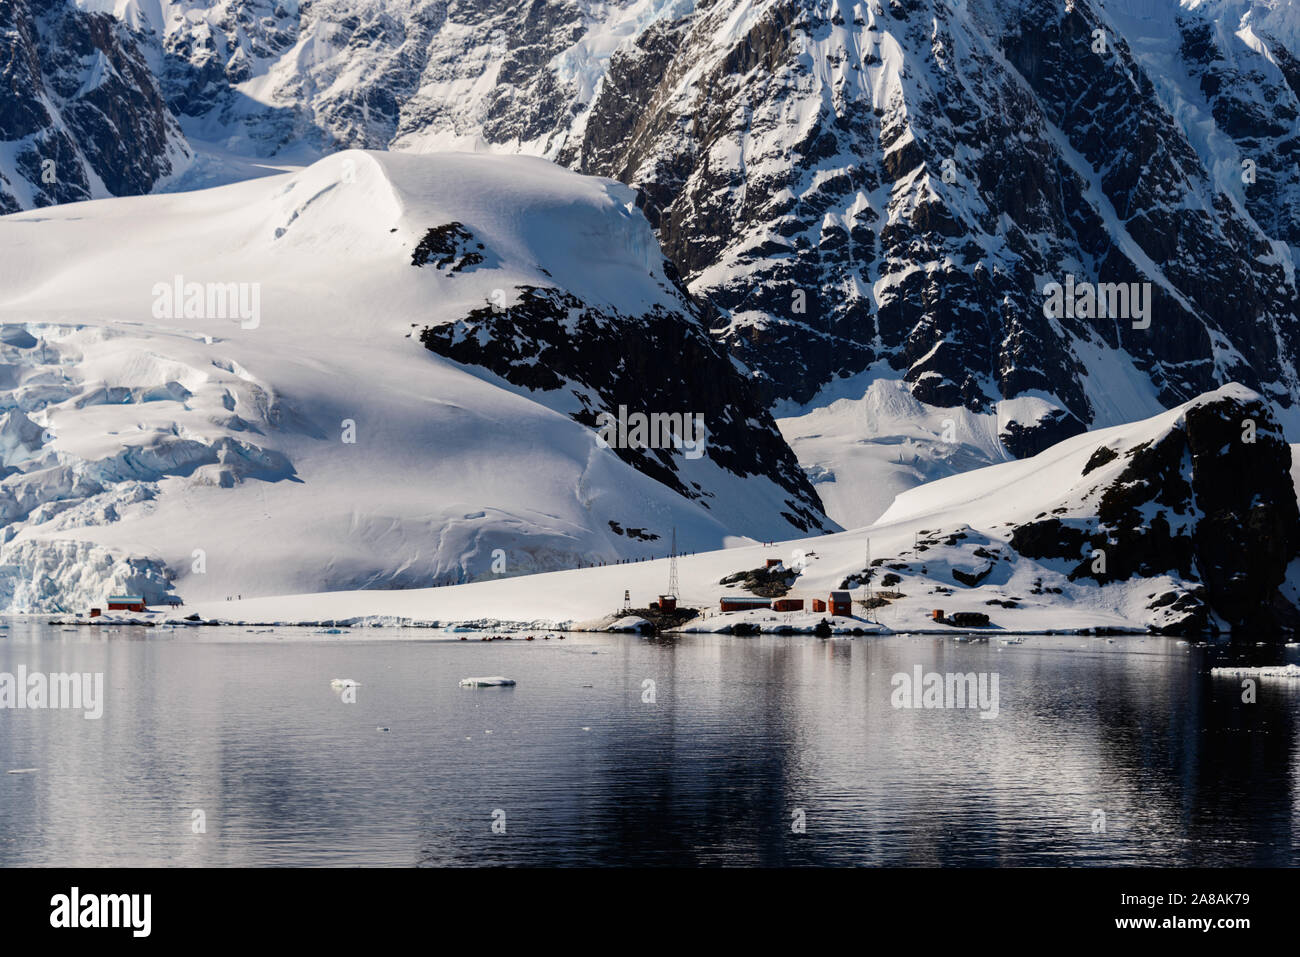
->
[0, 623, 1296, 866]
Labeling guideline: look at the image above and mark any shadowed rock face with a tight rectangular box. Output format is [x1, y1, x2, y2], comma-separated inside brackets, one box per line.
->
[419, 284, 834, 535]
[415, 229, 833, 536]
[568, 0, 1300, 454]
[1183, 396, 1300, 632]
[0, 0, 188, 211]
[1011, 389, 1300, 636]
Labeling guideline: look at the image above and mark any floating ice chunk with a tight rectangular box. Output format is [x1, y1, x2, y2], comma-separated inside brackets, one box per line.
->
[330, 678, 360, 689]
[459, 676, 516, 687]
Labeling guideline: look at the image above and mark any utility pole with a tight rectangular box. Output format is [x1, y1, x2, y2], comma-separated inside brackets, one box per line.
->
[865, 537, 874, 623]
[667, 527, 679, 600]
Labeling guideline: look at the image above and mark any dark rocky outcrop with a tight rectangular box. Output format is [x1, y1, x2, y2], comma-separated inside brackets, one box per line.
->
[411, 223, 486, 271]
[1009, 388, 1300, 636]
[720, 563, 798, 598]
[418, 274, 833, 534]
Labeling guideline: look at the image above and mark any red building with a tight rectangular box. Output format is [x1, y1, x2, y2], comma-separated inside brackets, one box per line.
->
[828, 591, 852, 617]
[720, 596, 770, 612]
[811, 598, 826, 613]
[772, 598, 804, 612]
[107, 595, 146, 612]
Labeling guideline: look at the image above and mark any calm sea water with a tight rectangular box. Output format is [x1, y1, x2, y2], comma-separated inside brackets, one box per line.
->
[1, 620, 1297, 867]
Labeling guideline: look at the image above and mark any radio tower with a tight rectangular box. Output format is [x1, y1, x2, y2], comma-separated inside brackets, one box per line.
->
[865, 537, 874, 623]
[667, 527, 679, 599]
[865, 538, 872, 597]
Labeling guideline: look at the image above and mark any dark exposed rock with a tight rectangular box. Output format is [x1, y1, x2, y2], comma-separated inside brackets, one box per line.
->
[719, 564, 797, 598]
[1183, 393, 1300, 632]
[607, 521, 658, 542]
[952, 563, 994, 587]
[1082, 445, 1119, 476]
[622, 605, 698, 632]
[411, 223, 486, 271]
[1000, 408, 1087, 459]
[1008, 388, 1300, 635]
[418, 282, 832, 535]
[566, 0, 1300, 456]
[1010, 518, 1092, 563]
[0, 0, 189, 209]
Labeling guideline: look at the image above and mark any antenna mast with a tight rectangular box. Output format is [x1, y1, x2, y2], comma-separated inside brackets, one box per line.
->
[667, 527, 679, 599]
[865, 537, 874, 623]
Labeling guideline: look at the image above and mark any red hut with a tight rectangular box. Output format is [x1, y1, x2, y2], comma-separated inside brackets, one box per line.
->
[720, 596, 771, 612]
[829, 590, 852, 617]
[107, 595, 146, 612]
[811, 598, 826, 613]
[772, 598, 804, 612]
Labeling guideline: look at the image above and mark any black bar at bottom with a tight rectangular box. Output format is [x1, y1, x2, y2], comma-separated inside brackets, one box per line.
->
[1, 866, 1292, 943]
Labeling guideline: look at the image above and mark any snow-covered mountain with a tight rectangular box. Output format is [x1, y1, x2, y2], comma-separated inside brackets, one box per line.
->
[191, 382, 1300, 637]
[5, 0, 1292, 530]
[0, 149, 830, 611]
[0, 0, 191, 210]
[3, 0, 1299, 609]
[568, 0, 1300, 523]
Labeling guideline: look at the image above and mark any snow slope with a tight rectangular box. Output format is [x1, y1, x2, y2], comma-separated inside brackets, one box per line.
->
[187, 383, 1295, 635]
[12, 1, 1300, 540]
[0, 149, 823, 611]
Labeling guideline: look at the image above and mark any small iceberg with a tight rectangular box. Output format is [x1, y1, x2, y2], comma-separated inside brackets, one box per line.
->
[330, 678, 361, 689]
[459, 676, 516, 687]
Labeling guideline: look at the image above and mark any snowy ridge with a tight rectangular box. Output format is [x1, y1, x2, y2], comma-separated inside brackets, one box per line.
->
[0, 150, 827, 611]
